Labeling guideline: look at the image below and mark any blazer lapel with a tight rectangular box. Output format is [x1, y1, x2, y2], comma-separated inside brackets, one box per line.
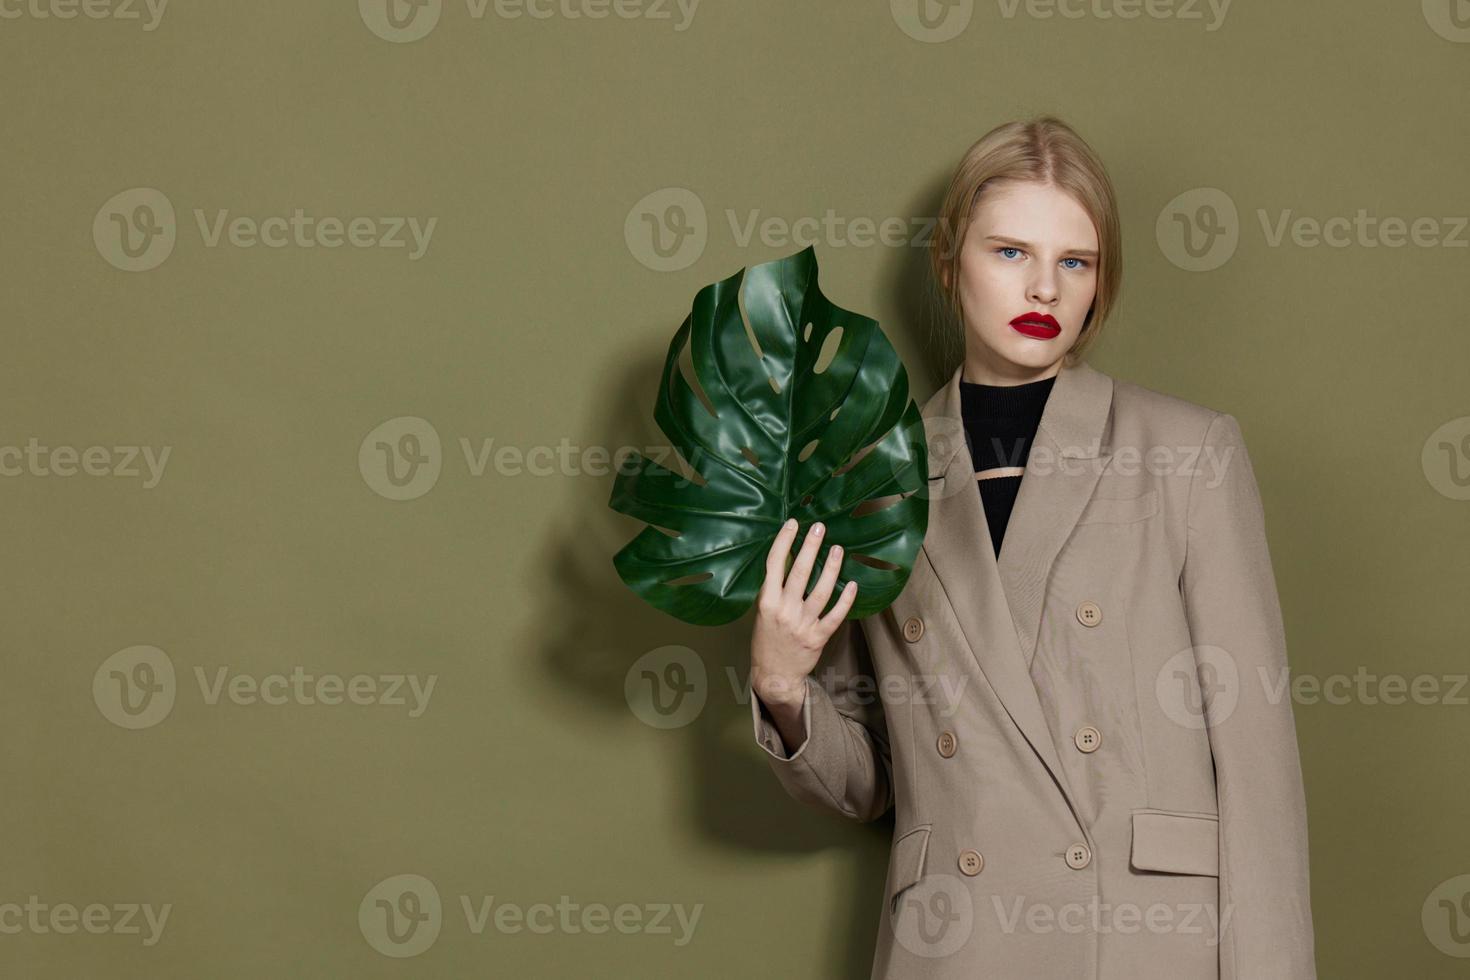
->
[918, 357, 1115, 815]
[996, 359, 1115, 668]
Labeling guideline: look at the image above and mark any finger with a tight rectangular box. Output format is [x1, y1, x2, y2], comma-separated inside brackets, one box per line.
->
[760, 518, 799, 602]
[817, 579, 859, 631]
[782, 521, 826, 604]
[803, 543, 844, 618]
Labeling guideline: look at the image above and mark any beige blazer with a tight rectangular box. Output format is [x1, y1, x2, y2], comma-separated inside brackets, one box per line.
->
[752, 357, 1317, 979]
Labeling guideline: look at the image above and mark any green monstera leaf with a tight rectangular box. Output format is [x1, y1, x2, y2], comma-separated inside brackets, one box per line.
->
[609, 245, 928, 626]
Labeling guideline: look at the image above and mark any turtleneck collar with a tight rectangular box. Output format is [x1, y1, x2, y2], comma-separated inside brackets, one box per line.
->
[959, 372, 1057, 422]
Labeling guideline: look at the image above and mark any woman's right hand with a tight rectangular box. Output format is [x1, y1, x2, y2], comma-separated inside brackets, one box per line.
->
[750, 517, 858, 714]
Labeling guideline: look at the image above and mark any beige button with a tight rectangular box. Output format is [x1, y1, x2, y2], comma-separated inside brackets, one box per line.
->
[937, 731, 957, 758]
[958, 849, 984, 876]
[1076, 601, 1102, 627]
[1074, 726, 1101, 753]
[1065, 843, 1092, 869]
[902, 616, 925, 643]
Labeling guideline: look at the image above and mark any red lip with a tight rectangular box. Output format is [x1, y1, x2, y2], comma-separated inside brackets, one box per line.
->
[1010, 312, 1061, 339]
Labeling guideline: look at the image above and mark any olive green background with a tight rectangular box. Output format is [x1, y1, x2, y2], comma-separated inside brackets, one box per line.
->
[3, 0, 1467, 976]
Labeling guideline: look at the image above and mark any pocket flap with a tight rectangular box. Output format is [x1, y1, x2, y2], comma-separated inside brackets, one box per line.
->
[1130, 809, 1219, 876]
[888, 825, 932, 912]
[1078, 488, 1158, 525]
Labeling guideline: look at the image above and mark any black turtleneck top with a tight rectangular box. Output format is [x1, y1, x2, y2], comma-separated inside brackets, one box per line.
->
[959, 373, 1057, 557]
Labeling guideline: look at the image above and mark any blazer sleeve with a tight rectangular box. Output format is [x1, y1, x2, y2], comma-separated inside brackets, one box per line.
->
[749, 616, 895, 823]
[1180, 411, 1318, 980]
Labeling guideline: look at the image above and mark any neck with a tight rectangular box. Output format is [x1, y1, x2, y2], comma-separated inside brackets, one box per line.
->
[962, 356, 1065, 387]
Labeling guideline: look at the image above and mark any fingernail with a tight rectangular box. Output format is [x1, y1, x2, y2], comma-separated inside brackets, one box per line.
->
[813, 522, 825, 535]
[785, 518, 796, 530]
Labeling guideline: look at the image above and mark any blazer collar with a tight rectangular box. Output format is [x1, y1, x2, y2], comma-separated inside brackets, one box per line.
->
[918, 357, 1115, 820]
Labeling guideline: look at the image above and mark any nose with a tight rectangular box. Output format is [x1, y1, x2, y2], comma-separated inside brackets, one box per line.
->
[1027, 270, 1059, 306]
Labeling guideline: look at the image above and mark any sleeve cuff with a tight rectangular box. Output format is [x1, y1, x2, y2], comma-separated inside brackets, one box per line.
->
[750, 677, 813, 761]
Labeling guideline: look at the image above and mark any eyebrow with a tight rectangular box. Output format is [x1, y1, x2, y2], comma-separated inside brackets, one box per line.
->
[984, 234, 1099, 258]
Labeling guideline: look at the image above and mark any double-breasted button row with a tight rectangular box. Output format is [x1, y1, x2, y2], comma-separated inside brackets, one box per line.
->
[957, 844, 1091, 873]
[1076, 600, 1102, 627]
[937, 730, 957, 758]
[902, 616, 924, 643]
[1073, 725, 1101, 753]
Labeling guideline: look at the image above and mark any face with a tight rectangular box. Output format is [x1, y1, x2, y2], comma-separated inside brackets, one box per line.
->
[945, 179, 1100, 384]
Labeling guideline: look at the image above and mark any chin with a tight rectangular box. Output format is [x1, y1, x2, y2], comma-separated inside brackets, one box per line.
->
[988, 336, 1066, 370]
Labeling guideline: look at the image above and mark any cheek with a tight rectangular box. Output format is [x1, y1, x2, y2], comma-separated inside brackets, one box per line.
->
[957, 258, 1011, 310]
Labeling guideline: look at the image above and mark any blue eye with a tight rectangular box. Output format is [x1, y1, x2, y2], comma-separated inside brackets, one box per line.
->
[1062, 257, 1089, 270]
[999, 247, 1021, 259]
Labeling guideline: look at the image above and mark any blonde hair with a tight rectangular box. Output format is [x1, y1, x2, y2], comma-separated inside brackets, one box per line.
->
[928, 115, 1122, 368]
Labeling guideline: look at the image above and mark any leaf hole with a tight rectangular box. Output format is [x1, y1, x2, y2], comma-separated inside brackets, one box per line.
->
[852, 493, 903, 518]
[813, 326, 843, 375]
[797, 439, 820, 463]
[847, 552, 899, 571]
[832, 440, 878, 477]
[664, 571, 713, 587]
[674, 335, 718, 419]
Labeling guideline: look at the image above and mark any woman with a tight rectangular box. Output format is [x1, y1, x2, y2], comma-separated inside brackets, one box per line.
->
[748, 117, 1317, 979]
